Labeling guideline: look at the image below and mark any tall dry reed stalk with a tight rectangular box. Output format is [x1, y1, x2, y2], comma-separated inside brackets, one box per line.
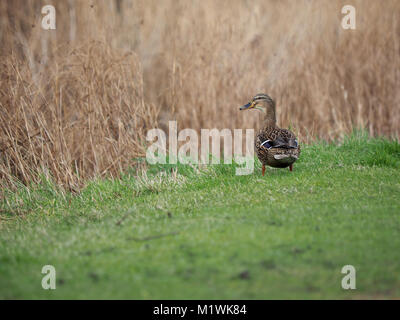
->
[1, 0, 399, 191]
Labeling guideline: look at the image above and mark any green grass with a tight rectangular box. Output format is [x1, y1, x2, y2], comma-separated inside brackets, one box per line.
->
[1, 132, 400, 299]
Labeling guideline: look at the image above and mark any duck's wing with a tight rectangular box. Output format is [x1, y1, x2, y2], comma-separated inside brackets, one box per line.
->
[275, 129, 299, 149]
[256, 127, 299, 150]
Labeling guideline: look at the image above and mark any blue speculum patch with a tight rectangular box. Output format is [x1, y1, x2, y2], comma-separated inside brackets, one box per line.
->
[261, 140, 272, 149]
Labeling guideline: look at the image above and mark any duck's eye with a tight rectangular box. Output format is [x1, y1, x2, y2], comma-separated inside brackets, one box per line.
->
[261, 140, 272, 149]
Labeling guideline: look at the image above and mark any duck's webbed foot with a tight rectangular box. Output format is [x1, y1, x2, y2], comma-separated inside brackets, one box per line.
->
[289, 164, 293, 172]
[262, 165, 266, 176]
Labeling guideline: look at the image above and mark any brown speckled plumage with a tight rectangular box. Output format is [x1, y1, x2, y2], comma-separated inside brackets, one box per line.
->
[255, 126, 300, 168]
[240, 93, 300, 172]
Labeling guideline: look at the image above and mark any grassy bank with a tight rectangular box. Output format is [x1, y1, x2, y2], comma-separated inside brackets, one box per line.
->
[0, 134, 399, 299]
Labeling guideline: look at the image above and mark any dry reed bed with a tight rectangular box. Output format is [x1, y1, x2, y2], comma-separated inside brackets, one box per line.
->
[0, 42, 157, 191]
[143, 0, 400, 138]
[0, 0, 399, 191]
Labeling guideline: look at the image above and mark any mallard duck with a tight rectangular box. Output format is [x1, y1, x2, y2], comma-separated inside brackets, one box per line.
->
[240, 93, 300, 176]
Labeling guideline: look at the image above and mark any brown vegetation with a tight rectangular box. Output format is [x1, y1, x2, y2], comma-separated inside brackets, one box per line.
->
[1, 0, 399, 190]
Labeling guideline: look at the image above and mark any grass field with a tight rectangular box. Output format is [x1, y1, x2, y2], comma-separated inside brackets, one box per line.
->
[1, 133, 399, 299]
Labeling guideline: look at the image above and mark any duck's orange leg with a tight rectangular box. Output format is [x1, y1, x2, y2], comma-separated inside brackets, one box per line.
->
[289, 164, 293, 172]
[262, 165, 266, 176]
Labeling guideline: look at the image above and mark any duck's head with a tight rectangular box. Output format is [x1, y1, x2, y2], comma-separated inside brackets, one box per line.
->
[239, 93, 275, 113]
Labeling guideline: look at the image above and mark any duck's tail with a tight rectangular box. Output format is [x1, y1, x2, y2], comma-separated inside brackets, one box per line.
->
[273, 153, 298, 163]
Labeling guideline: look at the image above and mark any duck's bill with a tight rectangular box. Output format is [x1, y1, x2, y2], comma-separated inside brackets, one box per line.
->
[239, 102, 252, 110]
